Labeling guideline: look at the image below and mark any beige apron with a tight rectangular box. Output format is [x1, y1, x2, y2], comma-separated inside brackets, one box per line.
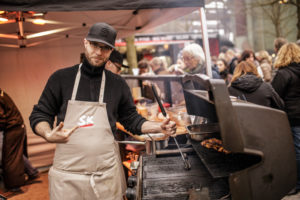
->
[48, 64, 126, 200]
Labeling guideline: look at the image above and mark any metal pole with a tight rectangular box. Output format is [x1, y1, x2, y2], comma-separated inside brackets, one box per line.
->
[199, 7, 212, 78]
[17, 11, 24, 38]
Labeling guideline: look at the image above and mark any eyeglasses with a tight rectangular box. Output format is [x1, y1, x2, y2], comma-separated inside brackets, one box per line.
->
[89, 41, 112, 52]
[182, 55, 194, 61]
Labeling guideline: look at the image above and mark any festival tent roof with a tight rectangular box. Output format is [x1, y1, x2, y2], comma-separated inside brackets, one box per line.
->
[0, 0, 205, 48]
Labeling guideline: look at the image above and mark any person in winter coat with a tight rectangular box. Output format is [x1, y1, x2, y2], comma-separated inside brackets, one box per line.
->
[271, 42, 300, 193]
[105, 49, 129, 74]
[256, 50, 273, 82]
[228, 61, 284, 109]
[0, 89, 39, 192]
[274, 37, 288, 54]
[216, 58, 232, 85]
[181, 43, 220, 78]
[239, 49, 264, 78]
[225, 49, 238, 75]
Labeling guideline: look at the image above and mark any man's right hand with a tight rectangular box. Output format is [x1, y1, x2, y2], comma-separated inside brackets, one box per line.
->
[45, 122, 78, 143]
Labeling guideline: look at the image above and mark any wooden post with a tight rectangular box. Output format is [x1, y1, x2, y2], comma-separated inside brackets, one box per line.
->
[125, 35, 138, 73]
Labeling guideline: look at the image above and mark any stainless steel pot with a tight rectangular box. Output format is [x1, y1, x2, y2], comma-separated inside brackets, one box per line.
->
[155, 138, 169, 150]
[187, 123, 220, 141]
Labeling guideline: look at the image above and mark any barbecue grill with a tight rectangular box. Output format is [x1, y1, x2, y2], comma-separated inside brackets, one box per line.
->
[126, 74, 296, 200]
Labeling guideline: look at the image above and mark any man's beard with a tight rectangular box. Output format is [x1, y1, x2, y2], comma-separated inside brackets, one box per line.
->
[84, 51, 107, 67]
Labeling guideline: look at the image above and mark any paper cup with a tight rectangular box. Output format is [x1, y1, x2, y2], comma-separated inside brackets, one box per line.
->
[132, 68, 139, 76]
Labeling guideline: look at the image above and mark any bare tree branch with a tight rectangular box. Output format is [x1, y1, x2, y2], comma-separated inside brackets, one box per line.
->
[264, 30, 276, 37]
[287, 0, 297, 7]
[249, 0, 278, 8]
[260, 6, 275, 22]
[248, 0, 297, 38]
[280, 12, 297, 21]
[285, 28, 296, 36]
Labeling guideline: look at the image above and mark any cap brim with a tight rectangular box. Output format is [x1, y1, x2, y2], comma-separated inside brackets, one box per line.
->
[86, 37, 115, 49]
[121, 64, 129, 68]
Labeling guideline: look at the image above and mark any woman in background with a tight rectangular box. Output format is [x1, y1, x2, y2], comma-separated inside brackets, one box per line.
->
[216, 58, 232, 85]
[149, 57, 169, 75]
[271, 43, 300, 193]
[228, 61, 283, 109]
[239, 49, 264, 78]
[256, 50, 273, 82]
[138, 59, 150, 75]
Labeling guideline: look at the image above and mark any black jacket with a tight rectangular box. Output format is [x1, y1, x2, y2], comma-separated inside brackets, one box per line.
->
[229, 57, 238, 74]
[228, 74, 284, 109]
[188, 64, 221, 79]
[272, 63, 300, 126]
[0, 89, 24, 131]
[29, 58, 146, 136]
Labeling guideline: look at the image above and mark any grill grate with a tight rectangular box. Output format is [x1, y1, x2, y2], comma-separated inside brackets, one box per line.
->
[141, 154, 229, 200]
[190, 138, 262, 178]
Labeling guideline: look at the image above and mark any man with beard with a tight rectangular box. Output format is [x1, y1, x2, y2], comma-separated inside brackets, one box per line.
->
[29, 23, 176, 200]
[105, 49, 129, 74]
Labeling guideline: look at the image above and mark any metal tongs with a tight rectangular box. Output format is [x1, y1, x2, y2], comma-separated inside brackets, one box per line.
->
[151, 84, 191, 170]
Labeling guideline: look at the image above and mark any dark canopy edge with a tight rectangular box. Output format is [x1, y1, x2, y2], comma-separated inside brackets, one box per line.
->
[0, 0, 205, 11]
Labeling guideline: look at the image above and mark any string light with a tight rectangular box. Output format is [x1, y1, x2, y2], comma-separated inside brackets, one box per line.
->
[0, 17, 8, 22]
[32, 19, 46, 25]
[278, 0, 288, 4]
[33, 13, 44, 17]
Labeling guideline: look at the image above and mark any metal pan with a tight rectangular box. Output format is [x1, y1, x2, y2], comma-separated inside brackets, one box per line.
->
[187, 123, 220, 141]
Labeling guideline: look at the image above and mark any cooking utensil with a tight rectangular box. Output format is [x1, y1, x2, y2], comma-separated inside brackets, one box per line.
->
[187, 123, 220, 141]
[151, 84, 167, 117]
[151, 84, 191, 170]
[173, 135, 192, 170]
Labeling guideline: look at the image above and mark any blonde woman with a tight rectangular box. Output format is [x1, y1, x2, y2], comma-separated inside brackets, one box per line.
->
[228, 61, 283, 109]
[271, 42, 300, 194]
[256, 50, 272, 82]
[149, 57, 169, 75]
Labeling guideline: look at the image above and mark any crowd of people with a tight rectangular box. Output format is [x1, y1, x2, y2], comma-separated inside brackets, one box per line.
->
[127, 37, 300, 195]
[110, 38, 299, 197]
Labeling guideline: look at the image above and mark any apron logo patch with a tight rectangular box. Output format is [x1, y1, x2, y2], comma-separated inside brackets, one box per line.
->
[78, 115, 94, 128]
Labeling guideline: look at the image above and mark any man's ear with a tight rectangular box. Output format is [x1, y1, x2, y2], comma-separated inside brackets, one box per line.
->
[83, 38, 89, 48]
[107, 49, 113, 57]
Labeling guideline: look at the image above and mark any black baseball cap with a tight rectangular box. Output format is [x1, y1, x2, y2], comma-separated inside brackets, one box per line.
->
[86, 23, 117, 49]
[109, 50, 129, 68]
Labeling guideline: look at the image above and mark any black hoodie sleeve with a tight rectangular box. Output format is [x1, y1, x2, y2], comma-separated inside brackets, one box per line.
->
[117, 78, 147, 135]
[29, 71, 62, 133]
